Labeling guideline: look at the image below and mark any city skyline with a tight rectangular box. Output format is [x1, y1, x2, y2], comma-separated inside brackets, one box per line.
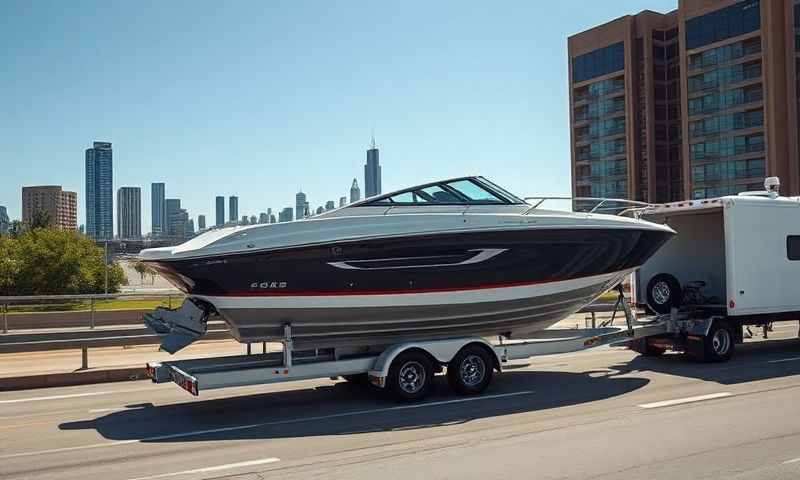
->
[2, 1, 670, 230]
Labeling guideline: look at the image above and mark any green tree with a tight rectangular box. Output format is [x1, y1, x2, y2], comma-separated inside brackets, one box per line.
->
[29, 209, 52, 230]
[8, 220, 24, 238]
[0, 229, 125, 295]
[133, 261, 149, 284]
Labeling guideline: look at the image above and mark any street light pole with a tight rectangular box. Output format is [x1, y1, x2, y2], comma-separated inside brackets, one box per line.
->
[104, 240, 108, 294]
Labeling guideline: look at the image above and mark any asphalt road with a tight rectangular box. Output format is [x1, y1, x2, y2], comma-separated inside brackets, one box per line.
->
[2, 324, 800, 480]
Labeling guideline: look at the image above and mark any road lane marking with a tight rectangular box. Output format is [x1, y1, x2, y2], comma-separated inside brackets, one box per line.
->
[638, 392, 732, 409]
[0, 387, 161, 404]
[89, 406, 148, 413]
[0, 391, 116, 404]
[126, 458, 280, 480]
[768, 357, 800, 364]
[0, 390, 533, 459]
[783, 457, 800, 465]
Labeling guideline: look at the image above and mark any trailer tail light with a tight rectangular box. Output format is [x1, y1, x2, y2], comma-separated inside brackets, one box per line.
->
[729, 299, 735, 309]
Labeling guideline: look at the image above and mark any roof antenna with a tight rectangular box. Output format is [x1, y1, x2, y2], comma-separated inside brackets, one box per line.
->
[370, 125, 376, 149]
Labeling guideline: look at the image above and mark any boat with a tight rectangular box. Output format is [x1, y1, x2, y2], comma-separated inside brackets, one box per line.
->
[139, 176, 675, 353]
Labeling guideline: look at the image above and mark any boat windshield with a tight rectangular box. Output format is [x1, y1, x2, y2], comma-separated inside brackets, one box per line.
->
[362, 177, 523, 206]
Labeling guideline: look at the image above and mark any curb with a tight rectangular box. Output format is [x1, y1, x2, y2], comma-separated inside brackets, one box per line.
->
[0, 367, 146, 391]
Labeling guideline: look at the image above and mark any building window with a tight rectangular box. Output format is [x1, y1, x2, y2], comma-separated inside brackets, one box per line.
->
[691, 158, 765, 182]
[688, 84, 762, 116]
[788, 236, 800, 261]
[686, 0, 761, 50]
[688, 37, 761, 71]
[572, 42, 625, 83]
[689, 108, 763, 137]
[690, 134, 765, 160]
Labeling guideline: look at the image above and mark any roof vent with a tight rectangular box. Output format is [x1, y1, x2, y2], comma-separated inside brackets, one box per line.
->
[764, 177, 780, 199]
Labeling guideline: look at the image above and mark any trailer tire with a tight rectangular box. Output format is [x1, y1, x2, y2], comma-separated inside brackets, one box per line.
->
[447, 345, 494, 396]
[386, 350, 435, 402]
[646, 273, 682, 314]
[703, 321, 734, 362]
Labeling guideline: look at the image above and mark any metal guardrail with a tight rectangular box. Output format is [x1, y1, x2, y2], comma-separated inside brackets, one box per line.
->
[0, 291, 182, 334]
[0, 291, 206, 370]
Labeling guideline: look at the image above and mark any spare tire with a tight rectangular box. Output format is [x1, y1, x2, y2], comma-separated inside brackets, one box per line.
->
[646, 273, 682, 314]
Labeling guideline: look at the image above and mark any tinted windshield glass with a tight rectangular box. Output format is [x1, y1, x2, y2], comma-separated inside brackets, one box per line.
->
[445, 180, 504, 203]
[362, 177, 516, 206]
[420, 185, 462, 203]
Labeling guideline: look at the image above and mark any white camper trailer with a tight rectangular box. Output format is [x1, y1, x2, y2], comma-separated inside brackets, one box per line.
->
[633, 178, 800, 360]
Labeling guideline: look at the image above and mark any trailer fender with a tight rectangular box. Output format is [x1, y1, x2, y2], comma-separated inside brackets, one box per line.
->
[368, 337, 499, 388]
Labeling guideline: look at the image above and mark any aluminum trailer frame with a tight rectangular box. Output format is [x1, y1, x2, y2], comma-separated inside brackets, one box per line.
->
[146, 289, 683, 399]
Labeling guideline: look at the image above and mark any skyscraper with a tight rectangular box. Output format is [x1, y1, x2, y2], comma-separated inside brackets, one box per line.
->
[249, 214, 257, 225]
[315, 206, 324, 215]
[339, 196, 347, 207]
[295, 191, 307, 220]
[197, 215, 206, 230]
[279, 207, 293, 223]
[170, 208, 189, 241]
[229, 196, 239, 222]
[266, 208, 273, 223]
[259, 212, 268, 224]
[21, 186, 77, 230]
[325, 200, 335, 211]
[116, 187, 141, 240]
[240, 215, 249, 225]
[0, 206, 10, 236]
[569, 0, 799, 201]
[85, 142, 113, 240]
[165, 198, 181, 237]
[350, 178, 361, 202]
[215, 196, 225, 226]
[151, 183, 165, 238]
[364, 135, 381, 198]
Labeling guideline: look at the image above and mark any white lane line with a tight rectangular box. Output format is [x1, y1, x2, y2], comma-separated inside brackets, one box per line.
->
[126, 457, 280, 480]
[0, 387, 161, 405]
[0, 391, 116, 404]
[783, 457, 800, 465]
[89, 406, 148, 413]
[0, 390, 532, 460]
[638, 392, 732, 409]
[768, 357, 800, 364]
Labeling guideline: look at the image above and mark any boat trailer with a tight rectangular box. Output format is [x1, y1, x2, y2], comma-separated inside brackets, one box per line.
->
[145, 287, 700, 400]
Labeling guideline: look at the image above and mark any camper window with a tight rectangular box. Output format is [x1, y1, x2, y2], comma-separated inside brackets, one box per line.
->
[787, 236, 800, 261]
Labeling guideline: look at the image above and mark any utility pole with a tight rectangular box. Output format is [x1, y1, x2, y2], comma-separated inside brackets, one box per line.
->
[104, 240, 109, 294]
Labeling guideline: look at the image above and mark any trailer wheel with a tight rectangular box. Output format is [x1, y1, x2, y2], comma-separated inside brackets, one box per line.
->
[646, 273, 682, 314]
[386, 350, 435, 402]
[703, 321, 734, 362]
[447, 345, 494, 395]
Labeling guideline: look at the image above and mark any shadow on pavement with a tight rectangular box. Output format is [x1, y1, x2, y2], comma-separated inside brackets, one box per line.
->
[612, 336, 800, 385]
[60, 369, 647, 442]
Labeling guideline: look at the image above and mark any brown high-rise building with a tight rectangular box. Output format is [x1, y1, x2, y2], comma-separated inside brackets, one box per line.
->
[569, 0, 800, 203]
[21, 186, 78, 230]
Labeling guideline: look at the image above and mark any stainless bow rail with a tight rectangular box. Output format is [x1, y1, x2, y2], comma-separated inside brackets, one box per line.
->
[523, 196, 655, 217]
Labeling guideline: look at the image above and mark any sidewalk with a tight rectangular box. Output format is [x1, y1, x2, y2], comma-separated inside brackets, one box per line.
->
[0, 312, 607, 391]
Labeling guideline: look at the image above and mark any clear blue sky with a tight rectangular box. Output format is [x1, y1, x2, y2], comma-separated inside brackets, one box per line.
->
[1, 0, 675, 232]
